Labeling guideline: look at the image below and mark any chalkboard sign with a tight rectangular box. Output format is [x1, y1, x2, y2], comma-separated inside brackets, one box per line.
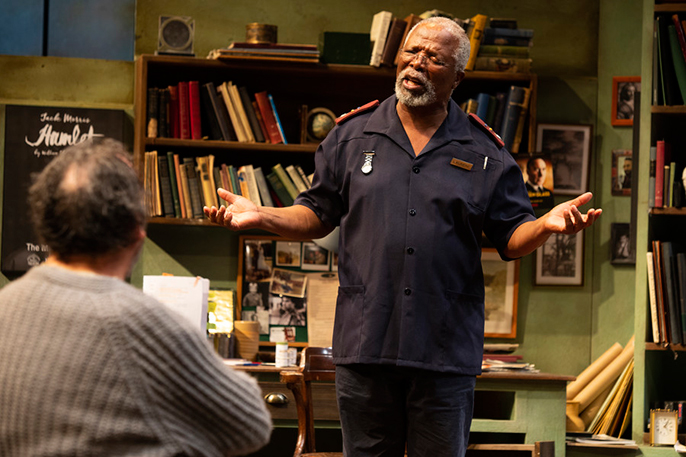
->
[2, 105, 131, 276]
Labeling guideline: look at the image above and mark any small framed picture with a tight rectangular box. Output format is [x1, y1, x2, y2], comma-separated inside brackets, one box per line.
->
[301, 241, 331, 271]
[270, 268, 307, 298]
[242, 239, 273, 282]
[275, 241, 302, 267]
[268, 295, 307, 326]
[611, 223, 634, 265]
[535, 232, 584, 286]
[516, 153, 555, 210]
[611, 76, 640, 127]
[482, 248, 519, 339]
[611, 149, 632, 196]
[536, 123, 592, 196]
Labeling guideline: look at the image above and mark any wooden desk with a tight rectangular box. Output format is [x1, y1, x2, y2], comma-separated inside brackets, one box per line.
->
[232, 364, 572, 457]
[472, 372, 574, 457]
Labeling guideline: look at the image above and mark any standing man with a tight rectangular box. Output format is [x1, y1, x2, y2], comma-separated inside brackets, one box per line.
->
[205, 17, 600, 457]
[0, 139, 272, 457]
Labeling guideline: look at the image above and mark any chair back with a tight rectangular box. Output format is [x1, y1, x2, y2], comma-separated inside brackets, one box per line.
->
[280, 346, 341, 457]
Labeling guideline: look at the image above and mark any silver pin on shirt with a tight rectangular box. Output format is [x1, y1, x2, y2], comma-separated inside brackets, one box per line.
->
[362, 151, 375, 174]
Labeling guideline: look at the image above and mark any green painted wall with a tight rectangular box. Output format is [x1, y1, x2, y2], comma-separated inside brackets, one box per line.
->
[0, 0, 642, 383]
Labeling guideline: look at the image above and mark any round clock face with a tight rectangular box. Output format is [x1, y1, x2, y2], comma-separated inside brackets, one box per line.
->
[656, 417, 674, 436]
[652, 411, 678, 444]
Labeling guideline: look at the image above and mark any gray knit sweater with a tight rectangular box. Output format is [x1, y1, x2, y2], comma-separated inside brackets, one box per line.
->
[0, 264, 272, 456]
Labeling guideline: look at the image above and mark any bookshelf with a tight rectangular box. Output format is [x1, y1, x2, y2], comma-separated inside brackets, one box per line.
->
[133, 54, 538, 227]
[634, 0, 686, 451]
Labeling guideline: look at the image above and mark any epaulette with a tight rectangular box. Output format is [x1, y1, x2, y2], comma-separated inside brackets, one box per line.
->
[468, 113, 505, 148]
[336, 100, 380, 125]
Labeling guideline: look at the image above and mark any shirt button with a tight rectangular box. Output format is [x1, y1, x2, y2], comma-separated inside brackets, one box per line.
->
[409, 209, 416, 216]
[404, 288, 412, 295]
[407, 247, 414, 254]
[413, 166, 420, 174]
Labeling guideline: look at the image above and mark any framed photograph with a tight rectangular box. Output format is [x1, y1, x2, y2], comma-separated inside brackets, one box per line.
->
[242, 239, 273, 282]
[535, 232, 584, 286]
[268, 295, 307, 326]
[536, 123, 592, 195]
[611, 149, 632, 196]
[270, 268, 307, 298]
[515, 153, 555, 210]
[301, 241, 331, 271]
[275, 241, 302, 267]
[611, 76, 640, 127]
[482, 249, 519, 338]
[610, 223, 634, 264]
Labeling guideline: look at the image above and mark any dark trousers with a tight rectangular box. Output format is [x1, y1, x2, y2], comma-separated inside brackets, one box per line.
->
[335, 364, 476, 457]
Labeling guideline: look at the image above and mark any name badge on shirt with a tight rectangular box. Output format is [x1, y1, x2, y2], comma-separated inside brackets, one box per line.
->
[450, 158, 473, 171]
[361, 151, 375, 174]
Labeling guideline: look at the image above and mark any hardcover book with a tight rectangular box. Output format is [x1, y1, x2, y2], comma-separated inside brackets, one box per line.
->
[465, 13, 488, 71]
[239, 86, 266, 142]
[201, 82, 226, 141]
[182, 157, 204, 218]
[254, 91, 283, 144]
[266, 171, 295, 206]
[380, 17, 407, 67]
[166, 152, 182, 218]
[157, 154, 175, 217]
[253, 167, 274, 207]
[369, 10, 393, 67]
[178, 81, 191, 140]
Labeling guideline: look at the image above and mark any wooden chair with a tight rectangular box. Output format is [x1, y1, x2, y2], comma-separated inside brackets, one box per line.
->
[280, 346, 342, 457]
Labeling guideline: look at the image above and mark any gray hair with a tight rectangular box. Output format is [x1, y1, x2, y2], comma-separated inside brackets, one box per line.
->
[29, 138, 146, 261]
[405, 17, 471, 73]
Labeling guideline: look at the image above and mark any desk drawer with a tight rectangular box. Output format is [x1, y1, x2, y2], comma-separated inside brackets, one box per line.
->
[259, 381, 339, 421]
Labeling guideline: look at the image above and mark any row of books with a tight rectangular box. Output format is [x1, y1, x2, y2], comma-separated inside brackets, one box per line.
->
[143, 150, 312, 219]
[646, 240, 686, 346]
[653, 14, 686, 106]
[473, 20, 533, 73]
[460, 85, 531, 153]
[648, 140, 684, 208]
[367, 10, 534, 74]
[146, 81, 287, 144]
[208, 41, 320, 63]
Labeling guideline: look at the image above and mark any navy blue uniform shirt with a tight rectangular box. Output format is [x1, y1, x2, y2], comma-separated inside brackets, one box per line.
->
[295, 95, 536, 375]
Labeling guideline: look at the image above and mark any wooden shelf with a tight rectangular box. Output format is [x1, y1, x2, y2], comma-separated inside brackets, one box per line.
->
[645, 342, 686, 351]
[649, 207, 686, 215]
[655, 3, 686, 12]
[651, 104, 686, 113]
[145, 137, 317, 153]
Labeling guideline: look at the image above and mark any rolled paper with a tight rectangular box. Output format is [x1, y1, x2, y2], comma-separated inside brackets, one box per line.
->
[567, 342, 623, 400]
[572, 336, 635, 410]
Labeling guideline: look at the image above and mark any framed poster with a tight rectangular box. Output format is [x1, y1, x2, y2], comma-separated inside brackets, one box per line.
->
[1, 105, 130, 276]
[611, 76, 640, 127]
[482, 248, 519, 339]
[536, 123, 592, 196]
[535, 232, 584, 286]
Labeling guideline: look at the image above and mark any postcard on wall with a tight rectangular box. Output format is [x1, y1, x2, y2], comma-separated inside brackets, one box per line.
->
[269, 268, 307, 298]
[301, 241, 331, 271]
[275, 241, 302, 267]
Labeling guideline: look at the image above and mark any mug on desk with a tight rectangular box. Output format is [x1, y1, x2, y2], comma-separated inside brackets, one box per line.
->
[234, 320, 260, 361]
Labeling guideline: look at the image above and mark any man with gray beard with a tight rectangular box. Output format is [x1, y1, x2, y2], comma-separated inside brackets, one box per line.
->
[205, 17, 600, 456]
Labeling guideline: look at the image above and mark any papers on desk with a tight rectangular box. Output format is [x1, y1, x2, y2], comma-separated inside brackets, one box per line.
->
[143, 275, 209, 331]
[567, 433, 636, 446]
[482, 359, 539, 373]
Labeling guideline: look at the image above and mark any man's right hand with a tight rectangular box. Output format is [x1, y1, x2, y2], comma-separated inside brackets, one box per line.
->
[203, 188, 261, 231]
